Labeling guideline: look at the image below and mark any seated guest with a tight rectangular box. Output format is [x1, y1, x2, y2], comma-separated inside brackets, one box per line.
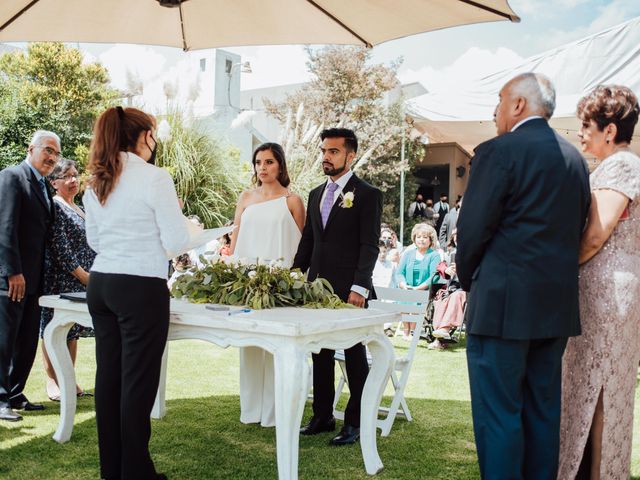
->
[395, 223, 440, 340]
[40, 159, 95, 401]
[373, 245, 397, 289]
[167, 253, 192, 289]
[430, 262, 466, 349]
[380, 225, 402, 258]
[187, 215, 218, 267]
[373, 245, 397, 336]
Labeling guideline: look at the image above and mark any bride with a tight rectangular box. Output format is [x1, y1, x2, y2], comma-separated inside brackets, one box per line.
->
[230, 142, 304, 427]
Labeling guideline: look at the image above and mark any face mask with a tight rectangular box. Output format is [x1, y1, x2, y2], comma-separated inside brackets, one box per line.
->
[146, 135, 158, 165]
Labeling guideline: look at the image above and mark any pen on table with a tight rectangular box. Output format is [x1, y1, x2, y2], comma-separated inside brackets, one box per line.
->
[228, 308, 252, 316]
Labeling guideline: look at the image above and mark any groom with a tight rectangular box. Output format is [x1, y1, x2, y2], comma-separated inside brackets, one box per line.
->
[293, 127, 382, 446]
[456, 73, 590, 478]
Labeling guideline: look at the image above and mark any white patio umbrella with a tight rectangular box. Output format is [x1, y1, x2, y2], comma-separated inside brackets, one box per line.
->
[0, 0, 519, 51]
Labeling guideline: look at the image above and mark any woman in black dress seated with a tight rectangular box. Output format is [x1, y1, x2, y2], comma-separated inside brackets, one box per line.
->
[40, 159, 95, 400]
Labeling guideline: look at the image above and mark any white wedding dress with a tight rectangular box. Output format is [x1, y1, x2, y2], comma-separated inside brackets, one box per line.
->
[234, 196, 301, 427]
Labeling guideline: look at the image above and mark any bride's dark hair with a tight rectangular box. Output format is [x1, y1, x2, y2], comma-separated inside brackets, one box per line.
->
[251, 142, 290, 187]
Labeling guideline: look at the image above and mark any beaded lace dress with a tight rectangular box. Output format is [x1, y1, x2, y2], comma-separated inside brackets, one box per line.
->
[558, 151, 640, 479]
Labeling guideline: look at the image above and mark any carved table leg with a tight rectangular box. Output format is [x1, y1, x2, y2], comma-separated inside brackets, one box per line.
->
[360, 333, 395, 475]
[151, 342, 169, 419]
[273, 345, 309, 480]
[43, 311, 79, 443]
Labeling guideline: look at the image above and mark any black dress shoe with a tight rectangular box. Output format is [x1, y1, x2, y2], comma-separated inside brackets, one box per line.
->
[330, 424, 360, 446]
[0, 406, 23, 422]
[300, 416, 336, 435]
[11, 400, 45, 411]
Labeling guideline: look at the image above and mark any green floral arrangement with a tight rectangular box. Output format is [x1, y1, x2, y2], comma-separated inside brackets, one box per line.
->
[171, 256, 351, 310]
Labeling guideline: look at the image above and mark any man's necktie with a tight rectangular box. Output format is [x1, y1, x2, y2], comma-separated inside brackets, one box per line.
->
[321, 182, 339, 228]
[39, 178, 50, 207]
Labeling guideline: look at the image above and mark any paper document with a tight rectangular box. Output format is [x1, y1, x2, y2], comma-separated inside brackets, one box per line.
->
[167, 220, 235, 258]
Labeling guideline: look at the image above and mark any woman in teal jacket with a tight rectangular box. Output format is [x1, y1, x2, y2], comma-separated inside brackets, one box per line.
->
[396, 223, 441, 339]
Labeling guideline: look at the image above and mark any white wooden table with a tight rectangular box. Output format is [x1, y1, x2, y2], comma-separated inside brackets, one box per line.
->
[40, 295, 397, 480]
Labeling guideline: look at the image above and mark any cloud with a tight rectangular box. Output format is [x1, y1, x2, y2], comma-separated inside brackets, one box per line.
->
[513, 0, 590, 15]
[398, 47, 524, 92]
[531, 0, 640, 51]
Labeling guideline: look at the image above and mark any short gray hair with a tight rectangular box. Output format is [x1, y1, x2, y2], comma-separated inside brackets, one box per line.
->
[29, 130, 61, 148]
[510, 73, 556, 119]
[49, 158, 77, 180]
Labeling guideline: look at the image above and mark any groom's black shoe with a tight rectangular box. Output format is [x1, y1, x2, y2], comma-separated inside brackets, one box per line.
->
[11, 399, 45, 411]
[300, 416, 336, 435]
[330, 424, 360, 446]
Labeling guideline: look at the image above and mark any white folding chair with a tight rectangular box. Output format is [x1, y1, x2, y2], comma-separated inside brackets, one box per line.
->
[333, 286, 429, 437]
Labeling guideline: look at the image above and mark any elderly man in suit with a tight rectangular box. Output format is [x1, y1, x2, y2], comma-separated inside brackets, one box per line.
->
[456, 73, 590, 478]
[293, 127, 382, 446]
[0, 130, 59, 421]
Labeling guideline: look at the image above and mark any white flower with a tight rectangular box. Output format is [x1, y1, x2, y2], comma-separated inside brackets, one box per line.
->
[222, 254, 238, 265]
[340, 191, 354, 208]
[248, 270, 257, 278]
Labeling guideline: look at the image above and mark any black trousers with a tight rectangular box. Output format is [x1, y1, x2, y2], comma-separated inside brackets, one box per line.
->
[312, 343, 369, 427]
[87, 273, 169, 480]
[0, 292, 41, 408]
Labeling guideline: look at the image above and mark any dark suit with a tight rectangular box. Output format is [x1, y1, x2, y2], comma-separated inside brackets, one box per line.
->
[0, 161, 53, 408]
[293, 173, 382, 426]
[456, 118, 590, 479]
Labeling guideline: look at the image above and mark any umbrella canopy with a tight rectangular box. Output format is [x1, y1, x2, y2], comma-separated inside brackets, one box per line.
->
[0, 0, 519, 51]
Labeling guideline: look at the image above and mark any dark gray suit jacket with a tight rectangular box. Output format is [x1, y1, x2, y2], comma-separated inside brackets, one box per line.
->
[0, 161, 54, 295]
[456, 118, 590, 340]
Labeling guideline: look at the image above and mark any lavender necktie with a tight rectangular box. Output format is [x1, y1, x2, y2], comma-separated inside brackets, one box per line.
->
[321, 182, 339, 228]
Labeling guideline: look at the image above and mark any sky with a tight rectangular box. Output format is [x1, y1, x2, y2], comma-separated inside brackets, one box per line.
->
[20, 0, 640, 97]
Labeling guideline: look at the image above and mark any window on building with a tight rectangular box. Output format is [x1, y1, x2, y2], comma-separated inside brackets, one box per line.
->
[200, 58, 206, 72]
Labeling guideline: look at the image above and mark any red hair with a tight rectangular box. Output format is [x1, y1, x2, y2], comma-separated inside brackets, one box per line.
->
[87, 107, 155, 204]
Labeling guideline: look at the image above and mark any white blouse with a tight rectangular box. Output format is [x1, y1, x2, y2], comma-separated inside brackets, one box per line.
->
[83, 152, 191, 279]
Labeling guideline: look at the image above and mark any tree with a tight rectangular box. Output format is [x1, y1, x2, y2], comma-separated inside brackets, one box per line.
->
[0, 43, 117, 170]
[157, 110, 245, 227]
[263, 46, 406, 229]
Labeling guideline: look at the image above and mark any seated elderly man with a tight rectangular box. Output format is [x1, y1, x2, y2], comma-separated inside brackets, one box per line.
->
[0, 130, 60, 421]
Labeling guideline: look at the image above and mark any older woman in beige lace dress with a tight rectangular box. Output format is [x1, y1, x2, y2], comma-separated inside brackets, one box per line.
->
[559, 85, 640, 480]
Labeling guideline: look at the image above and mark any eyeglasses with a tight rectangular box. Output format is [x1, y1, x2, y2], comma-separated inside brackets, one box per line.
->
[55, 174, 78, 181]
[37, 146, 62, 159]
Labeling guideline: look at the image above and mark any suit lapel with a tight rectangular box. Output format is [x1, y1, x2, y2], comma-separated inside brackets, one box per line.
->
[311, 183, 325, 232]
[324, 174, 358, 231]
[23, 163, 52, 215]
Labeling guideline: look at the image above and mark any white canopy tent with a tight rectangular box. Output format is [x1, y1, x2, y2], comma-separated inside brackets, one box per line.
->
[406, 16, 640, 157]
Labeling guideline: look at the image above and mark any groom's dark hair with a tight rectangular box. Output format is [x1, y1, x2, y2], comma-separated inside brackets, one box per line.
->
[321, 128, 358, 153]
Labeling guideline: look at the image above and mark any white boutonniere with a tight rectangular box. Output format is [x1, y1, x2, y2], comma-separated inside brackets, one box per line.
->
[340, 191, 355, 208]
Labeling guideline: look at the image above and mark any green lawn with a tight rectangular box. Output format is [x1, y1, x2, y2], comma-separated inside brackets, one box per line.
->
[1, 337, 639, 479]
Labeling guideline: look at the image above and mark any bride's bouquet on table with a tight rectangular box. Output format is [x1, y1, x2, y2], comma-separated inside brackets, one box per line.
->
[171, 255, 351, 310]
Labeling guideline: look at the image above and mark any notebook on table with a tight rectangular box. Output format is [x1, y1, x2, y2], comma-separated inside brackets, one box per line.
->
[59, 292, 87, 303]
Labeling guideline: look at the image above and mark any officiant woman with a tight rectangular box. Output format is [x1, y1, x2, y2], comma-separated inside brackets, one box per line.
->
[83, 106, 195, 480]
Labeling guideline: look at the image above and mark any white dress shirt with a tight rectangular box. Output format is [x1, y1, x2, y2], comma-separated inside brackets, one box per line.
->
[511, 115, 543, 132]
[319, 169, 353, 208]
[83, 152, 192, 279]
[318, 170, 369, 298]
